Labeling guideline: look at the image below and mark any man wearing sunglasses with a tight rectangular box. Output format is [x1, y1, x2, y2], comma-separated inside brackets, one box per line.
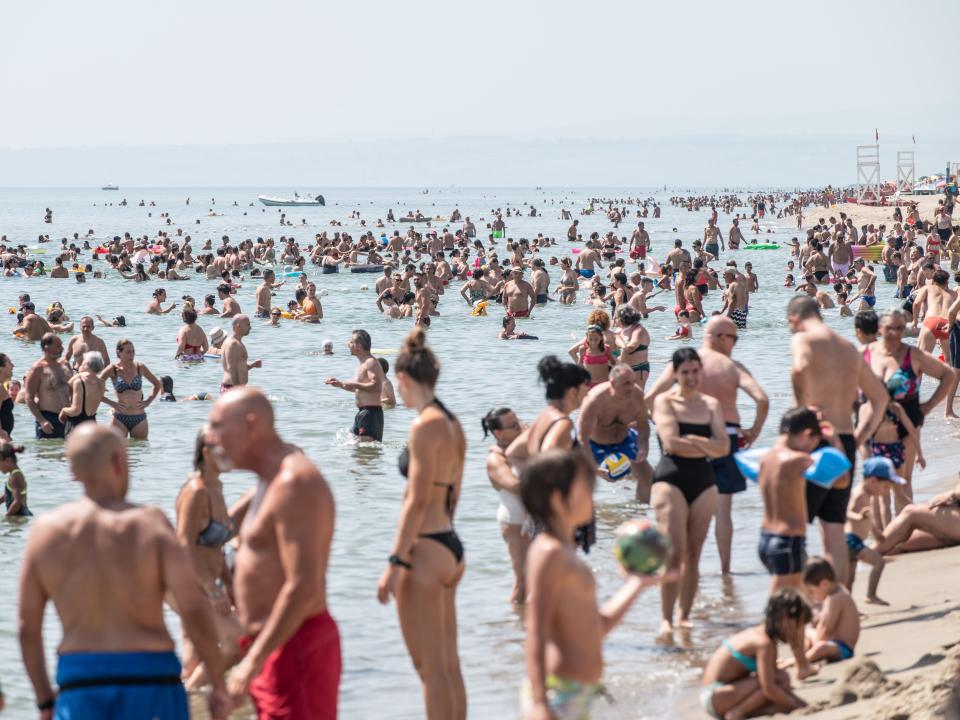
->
[647, 315, 769, 574]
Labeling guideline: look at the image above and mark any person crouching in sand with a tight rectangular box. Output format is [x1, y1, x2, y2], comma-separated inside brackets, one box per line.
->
[801, 557, 860, 665]
[701, 589, 810, 720]
[521, 449, 667, 720]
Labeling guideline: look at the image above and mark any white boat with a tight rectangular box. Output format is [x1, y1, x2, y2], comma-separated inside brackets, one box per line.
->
[102, 184, 119, 190]
[257, 192, 325, 207]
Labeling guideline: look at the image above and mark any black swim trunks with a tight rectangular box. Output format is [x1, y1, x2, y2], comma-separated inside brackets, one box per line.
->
[758, 531, 806, 576]
[351, 406, 384, 442]
[712, 428, 746, 495]
[806, 434, 856, 524]
[35, 409, 66, 440]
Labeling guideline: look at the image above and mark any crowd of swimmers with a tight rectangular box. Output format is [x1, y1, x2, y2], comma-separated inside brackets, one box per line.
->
[3, 187, 960, 719]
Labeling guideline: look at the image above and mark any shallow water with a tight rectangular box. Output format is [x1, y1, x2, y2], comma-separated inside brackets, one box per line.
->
[0, 186, 955, 719]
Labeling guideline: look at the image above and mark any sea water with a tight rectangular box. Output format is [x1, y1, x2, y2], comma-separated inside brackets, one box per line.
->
[0, 186, 955, 719]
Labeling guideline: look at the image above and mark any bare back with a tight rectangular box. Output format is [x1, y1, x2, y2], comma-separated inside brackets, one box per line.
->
[790, 324, 860, 433]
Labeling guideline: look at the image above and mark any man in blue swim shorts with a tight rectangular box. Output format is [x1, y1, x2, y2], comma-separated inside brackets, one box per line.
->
[18, 425, 230, 720]
[574, 240, 603, 280]
[577, 366, 652, 501]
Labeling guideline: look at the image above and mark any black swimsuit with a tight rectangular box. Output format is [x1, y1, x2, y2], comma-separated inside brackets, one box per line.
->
[653, 421, 716, 505]
[398, 398, 464, 563]
[66, 379, 97, 429]
[0, 397, 13, 436]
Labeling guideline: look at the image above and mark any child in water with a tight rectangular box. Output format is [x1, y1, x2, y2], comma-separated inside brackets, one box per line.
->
[667, 310, 692, 341]
[521, 449, 665, 719]
[700, 589, 810, 719]
[1, 442, 31, 517]
[802, 557, 860, 665]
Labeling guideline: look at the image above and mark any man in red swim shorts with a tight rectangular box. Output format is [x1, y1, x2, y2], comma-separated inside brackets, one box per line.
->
[208, 388, 341, 720]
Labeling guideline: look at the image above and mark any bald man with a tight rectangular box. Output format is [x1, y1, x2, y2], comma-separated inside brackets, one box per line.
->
[18, 424, 229, 720]
[206, 388, 340, 719]
[220, 315, 261, 393]
[647, 315, 769, 574]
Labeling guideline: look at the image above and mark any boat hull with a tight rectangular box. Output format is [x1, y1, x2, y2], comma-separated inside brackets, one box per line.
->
[258, 194, 325, 207]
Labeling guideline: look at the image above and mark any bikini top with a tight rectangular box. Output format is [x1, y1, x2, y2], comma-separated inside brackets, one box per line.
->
[536, 414, 580, 451]
[112, 365, 143, 393]
[863, 345, 920, 401]
[196, 492, 235, 548]
[583, 348, 612, 365]
[677, 421, 712, 437]
[398, 398, 458, 518]
[723, 639, 758, 673]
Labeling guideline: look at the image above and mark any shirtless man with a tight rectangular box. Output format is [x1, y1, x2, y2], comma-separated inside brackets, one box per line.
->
[913, 269, 956, 359]
[531, 259, 550, 305]
[665, 240, 690, 272]
[221, 315, 261, 393]
[727, 218, 745, 250]
[204, 389, 339, 718]
[19, 424, 229, 719]
[566, 219, 579, 242]
[219, 284, 241, 318]
[502, 267, 536, 318]
[721, 268, 749, 329]
[575, 241, 602, 279]
[828, 235, 852, 278]
[15, 303, 53, 341]
[65, 316, 110, 368]
[255, 269, 276, 318]
[647, 316, 769, 574]
[375, 265, 394, 296]
[630, 222, 651, 260]
[853, 260, 877, 313]
[703, 218, 725, 258]
[787, 296, 888, 584]
[577, 365, 652, 502]
[325, 329, 386, 443]
[25, 333, 72, 439]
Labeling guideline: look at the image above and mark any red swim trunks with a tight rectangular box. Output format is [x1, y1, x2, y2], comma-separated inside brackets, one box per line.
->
[245, 611, 341, 720]
[507, 308, 531, 318]
[923, 315, 950, 341]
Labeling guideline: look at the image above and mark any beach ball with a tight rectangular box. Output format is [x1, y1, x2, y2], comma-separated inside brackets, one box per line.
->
[613, 519, 670, 575]
[602, 452, 632, 480]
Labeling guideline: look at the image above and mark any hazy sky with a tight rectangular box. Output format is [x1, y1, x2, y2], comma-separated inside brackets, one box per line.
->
[2, 0, 957, 184]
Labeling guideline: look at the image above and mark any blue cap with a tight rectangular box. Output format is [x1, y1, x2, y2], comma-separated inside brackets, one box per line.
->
[862, 456, 906, 484]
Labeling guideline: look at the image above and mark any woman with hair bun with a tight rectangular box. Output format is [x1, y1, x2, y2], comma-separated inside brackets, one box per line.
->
[508, 355, 594, 552]
[1, 442, 30, 517]
[377, 327, 467, 720]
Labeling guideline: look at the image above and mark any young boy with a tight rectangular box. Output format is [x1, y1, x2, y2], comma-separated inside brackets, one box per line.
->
[802, 557, 860, 664]
[757, 407, 824, 680]
[845, 457, 906, 605]
[521, 449, 665, 719]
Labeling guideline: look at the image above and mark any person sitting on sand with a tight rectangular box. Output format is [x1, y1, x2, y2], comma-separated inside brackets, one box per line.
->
[801, 557, 860, 664]
[875, 482, 960, 555]
[700, 589, 810, 720]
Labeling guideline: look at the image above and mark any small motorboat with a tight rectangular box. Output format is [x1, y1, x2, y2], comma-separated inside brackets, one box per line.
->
[258, 192, 325, 207]
[102, 184, 119, 190]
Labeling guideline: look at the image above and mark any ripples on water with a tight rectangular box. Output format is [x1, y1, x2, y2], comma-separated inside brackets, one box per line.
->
[1, 187, 953, 719]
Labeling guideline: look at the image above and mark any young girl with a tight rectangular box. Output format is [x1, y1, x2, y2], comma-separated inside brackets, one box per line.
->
[521, 449, 663, 719]
[701, 589, 810, 719]
[1, 442, 31, 517]
[568, 326, 613, 386]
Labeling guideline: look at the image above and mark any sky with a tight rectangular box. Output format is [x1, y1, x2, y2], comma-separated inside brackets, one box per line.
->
[1, 0, 958, 186]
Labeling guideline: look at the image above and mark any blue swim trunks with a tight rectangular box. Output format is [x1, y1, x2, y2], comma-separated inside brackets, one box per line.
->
[55, 651, 187, 720]
[829, 640, 855, 661]
[579, 268, 595, 279]
[589, 428, 639, 464]
[860, 295, 876, 307]
[845, 532, 867, 558]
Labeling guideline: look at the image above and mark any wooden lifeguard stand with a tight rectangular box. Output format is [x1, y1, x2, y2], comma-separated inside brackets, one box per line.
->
[856, 144, 881, 205]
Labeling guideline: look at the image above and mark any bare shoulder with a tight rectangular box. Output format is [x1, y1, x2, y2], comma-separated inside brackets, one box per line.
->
[274, 452, 331, 501]
[702, 394, 723, 413]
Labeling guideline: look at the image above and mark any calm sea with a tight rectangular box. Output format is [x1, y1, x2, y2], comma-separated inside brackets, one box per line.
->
[0, 186, 955, 719]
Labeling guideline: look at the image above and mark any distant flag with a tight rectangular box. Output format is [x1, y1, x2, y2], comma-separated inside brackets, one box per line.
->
[875, 128, 879, 142]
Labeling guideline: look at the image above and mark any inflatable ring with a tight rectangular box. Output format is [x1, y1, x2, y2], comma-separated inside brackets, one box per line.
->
[734, 447, 851, 489]
[743, 244, 780, 250]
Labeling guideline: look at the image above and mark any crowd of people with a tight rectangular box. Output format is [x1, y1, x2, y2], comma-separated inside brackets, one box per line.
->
[4, 187, 960, 719]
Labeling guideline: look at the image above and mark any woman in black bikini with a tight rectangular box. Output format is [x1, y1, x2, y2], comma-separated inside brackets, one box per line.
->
[175, 429, 241, 687]
[651, 348, 729, 634]
[376, 327, 467, 720]
[0, 353, 14, 439]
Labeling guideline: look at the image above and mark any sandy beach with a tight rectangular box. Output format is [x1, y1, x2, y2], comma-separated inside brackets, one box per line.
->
[802, 195, 944, 234]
